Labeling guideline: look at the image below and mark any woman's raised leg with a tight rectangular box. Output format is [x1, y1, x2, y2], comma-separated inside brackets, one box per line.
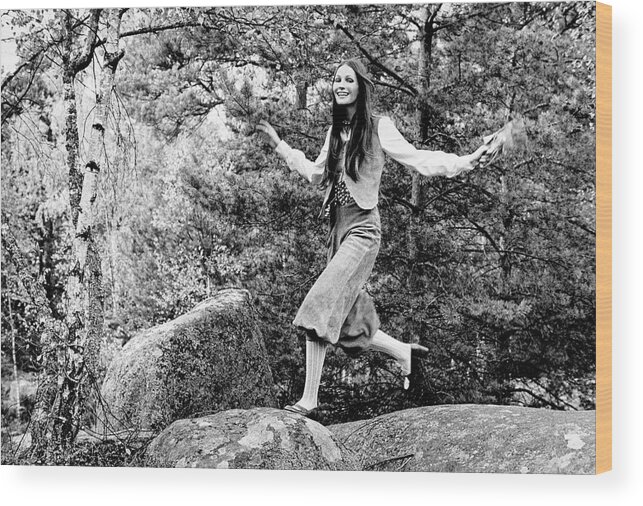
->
[370, 329, 412, 374]
[370, 329, 428, 388]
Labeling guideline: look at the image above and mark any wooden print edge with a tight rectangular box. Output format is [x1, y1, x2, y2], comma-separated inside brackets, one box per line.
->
[596, 1, 612, 475]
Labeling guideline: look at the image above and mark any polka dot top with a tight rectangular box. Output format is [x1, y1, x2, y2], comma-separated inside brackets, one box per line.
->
[322, 178, 355, 218]
[333, 179, 354, 206]
[322, 129, 356, 218]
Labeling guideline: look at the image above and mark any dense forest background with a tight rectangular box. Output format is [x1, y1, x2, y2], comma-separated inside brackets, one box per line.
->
[1, 2, 596, 461]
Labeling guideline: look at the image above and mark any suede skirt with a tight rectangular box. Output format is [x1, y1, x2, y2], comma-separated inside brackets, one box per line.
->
[293, 202, 381, 353]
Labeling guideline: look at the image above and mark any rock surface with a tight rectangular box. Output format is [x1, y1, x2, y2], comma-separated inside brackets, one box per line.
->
[97, 289, 277, 434]
[145, 407, 358, 471]
[329, 404, 595, 474]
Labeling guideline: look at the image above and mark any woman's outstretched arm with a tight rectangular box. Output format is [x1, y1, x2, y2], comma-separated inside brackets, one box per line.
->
[256, 120, 330, 185]
[378, 116, 489, 178]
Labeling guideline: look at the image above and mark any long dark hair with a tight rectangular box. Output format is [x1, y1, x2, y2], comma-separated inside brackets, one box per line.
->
[321, 59, 375, 186]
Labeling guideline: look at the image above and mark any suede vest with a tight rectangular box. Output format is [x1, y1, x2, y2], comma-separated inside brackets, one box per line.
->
[320, 116, 385, 214]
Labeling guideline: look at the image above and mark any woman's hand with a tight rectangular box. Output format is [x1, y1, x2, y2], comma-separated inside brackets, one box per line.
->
[256, 119, 281, 149]
[468, 144, 492, 169]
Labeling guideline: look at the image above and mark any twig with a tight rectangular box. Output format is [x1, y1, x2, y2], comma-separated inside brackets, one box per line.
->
[364, 452, 415, 470]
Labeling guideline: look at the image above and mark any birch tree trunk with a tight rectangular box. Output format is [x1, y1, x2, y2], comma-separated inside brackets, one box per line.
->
[407, 5, 438, 292]
[28, 9, 107, 459]
[82, 8, 126, 430]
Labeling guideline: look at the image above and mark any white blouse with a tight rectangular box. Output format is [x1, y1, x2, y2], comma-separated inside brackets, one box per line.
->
[274, 116, 475, 186]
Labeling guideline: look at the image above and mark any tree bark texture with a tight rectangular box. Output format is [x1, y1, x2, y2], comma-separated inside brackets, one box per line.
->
[29, 9, 109, 460]
[407, 6, 437, 292]
[2, 226, 67, 457]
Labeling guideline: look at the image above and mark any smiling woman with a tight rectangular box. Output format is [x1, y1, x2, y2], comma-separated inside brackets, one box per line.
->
[255, 58, 490, 418]
[333, 65, 360, 106]
[324, 61, 375, 187]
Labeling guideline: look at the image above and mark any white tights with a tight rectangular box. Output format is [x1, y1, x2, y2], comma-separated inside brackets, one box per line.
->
[294, 329, 411, 410]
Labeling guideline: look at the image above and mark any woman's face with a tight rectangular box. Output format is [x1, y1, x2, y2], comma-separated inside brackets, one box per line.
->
[333, 65, 359, 106]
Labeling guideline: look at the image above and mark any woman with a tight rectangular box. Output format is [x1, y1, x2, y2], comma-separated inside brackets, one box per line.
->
[257, 59, 489, 417]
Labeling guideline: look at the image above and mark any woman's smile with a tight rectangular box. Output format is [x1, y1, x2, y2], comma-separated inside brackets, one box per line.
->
[333, 65, 359, 105]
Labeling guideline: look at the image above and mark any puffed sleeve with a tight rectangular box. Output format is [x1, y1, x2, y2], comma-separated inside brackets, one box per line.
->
[378, 116, 474, 178]
[274, 127, 331, 185]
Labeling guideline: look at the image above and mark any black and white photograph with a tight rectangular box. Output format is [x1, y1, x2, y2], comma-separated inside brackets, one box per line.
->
[1, 0, 604, 477]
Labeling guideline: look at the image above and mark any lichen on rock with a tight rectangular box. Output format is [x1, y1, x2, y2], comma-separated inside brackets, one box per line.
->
[144, 408, 358, 471]
[96, 289, 277, 435]
[329, 404, 596, 474]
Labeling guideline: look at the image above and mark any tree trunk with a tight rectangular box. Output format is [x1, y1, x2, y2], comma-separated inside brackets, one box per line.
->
[498, 174, 512, 283]
[407, 6, 437, 291]
[76, 8, 125, 401]
[29, 9, 106, 460]
[297, 81, 308, 110]
[2, 226, 67, 458]
[99, 9, 128, 317]
[8, 300, 21, 417]
[64, 7, 127, 448]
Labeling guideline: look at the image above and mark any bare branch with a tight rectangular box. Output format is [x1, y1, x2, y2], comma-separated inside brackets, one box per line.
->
[120, 21, 211, 39]
[380, 190, 421, 214]
[451, 208, 503, 255]
[2, 11, 98, 90]
[497, 249, 570, 269]
[434, 3, 506, 32]
[2, 60, 32, 90]
[336, 21, 417, 95]
[373, 79, 416, 97]
[312, 8, 418, 96]
[364, 453, 415, 471]
[1, 55, 44, 126]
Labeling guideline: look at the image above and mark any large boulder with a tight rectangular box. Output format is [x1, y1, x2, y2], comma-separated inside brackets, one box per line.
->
[329, 404, 595, 474]
[144, 407, 358, 471]
[97, 289, 277, 434]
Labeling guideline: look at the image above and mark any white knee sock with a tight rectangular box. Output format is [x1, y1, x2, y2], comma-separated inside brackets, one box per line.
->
[297, 338, 328, 410]
[370, 329, 411, 375]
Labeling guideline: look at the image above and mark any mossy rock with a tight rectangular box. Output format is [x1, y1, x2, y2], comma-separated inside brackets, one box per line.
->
[329, 404, 596, 474]
[97, 289, 277, 434]
[144, 407, 358, 471]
